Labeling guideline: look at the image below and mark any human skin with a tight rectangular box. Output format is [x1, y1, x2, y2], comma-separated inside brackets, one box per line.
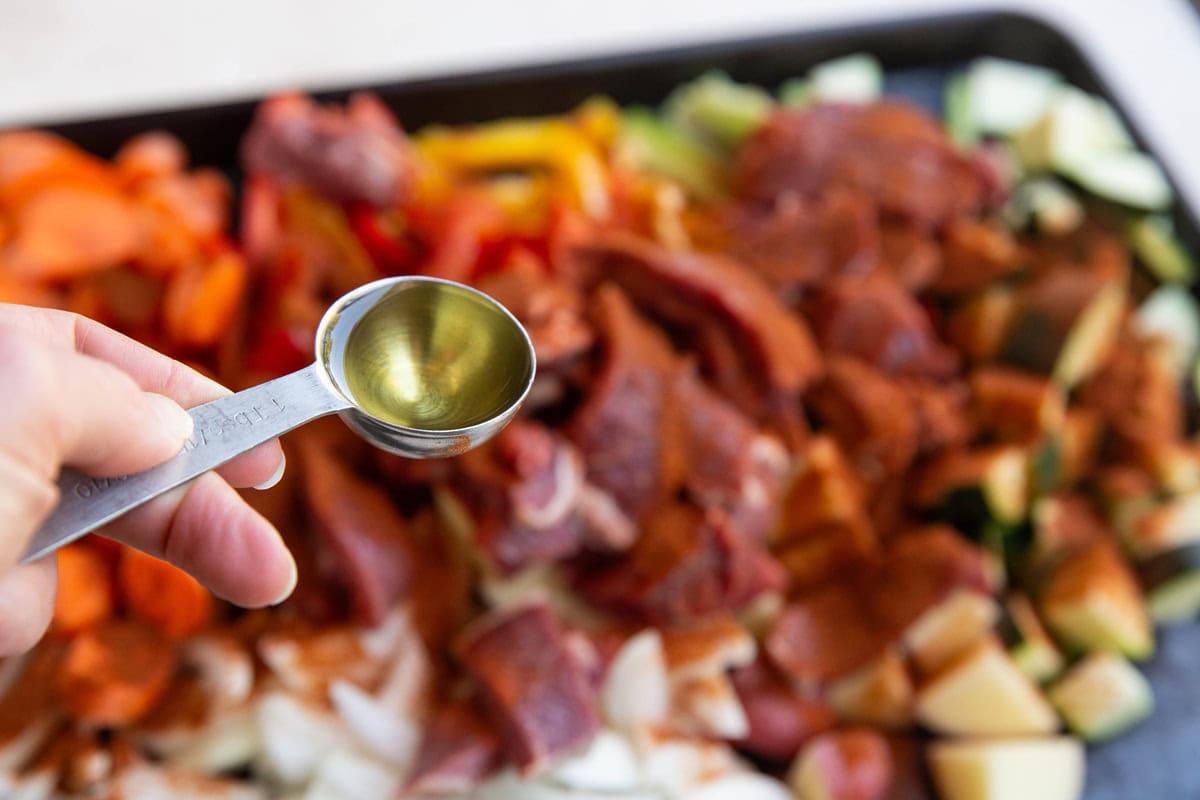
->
[0, 304, 296, 655]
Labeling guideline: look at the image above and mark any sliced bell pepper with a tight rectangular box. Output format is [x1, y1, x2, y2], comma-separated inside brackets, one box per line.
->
[412, 191, 506, 283]
[281, 189, 379, 295]
[246, 322, 315, 378]
[348, 204, 420, 273]
[415, 117, 611, 220]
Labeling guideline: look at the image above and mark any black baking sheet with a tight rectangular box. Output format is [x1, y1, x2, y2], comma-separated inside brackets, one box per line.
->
[29, 10, 1200, 798]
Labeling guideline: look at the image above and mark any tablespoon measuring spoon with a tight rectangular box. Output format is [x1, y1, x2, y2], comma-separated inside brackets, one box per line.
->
[21, 275, 536, 563]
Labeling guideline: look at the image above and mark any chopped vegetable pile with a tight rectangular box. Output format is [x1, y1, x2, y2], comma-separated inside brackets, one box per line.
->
[0, 54, 1198, 800]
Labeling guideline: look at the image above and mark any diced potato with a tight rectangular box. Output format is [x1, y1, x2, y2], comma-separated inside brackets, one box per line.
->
[1048, 652, 1152, 742]
[1041, 540, 1154, 661]
[828, 650, 914, 729]
[928, 737, 1084, 800]
[914, 640, 1058, 736]
[902, 591, 999, 675]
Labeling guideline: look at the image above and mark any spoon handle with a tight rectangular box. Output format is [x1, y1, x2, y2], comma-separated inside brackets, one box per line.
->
[21, 363, 350, 563]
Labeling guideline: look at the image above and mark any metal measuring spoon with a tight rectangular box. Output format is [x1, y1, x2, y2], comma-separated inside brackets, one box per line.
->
[21, 276, 536, 563]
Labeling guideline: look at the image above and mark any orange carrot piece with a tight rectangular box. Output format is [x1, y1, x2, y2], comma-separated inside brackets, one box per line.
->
[0, 272, 64, 308]
[0, 130, 82, 190]
[118, 547, 213, 639]
[57, 621, 176, 727]
[83, 535, 124, 570]
[162, 250, 248, 348]
[0, 131, 116, 209]
[138, 170, 230, 244]
[66, 267, 163, 332]
[52, 545, 114, 636]
[131, 202, 200, 276]
[114, 131, 187, 183]
[6, 185, 139, 280]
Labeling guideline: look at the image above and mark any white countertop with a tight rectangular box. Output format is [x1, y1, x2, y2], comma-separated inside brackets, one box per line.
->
[2, 0, 1199, 208]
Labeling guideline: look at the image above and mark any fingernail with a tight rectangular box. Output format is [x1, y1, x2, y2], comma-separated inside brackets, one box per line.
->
[271, 552, 299, 606]
[146, 393, 194, 442]
[254, 453, 286, 491]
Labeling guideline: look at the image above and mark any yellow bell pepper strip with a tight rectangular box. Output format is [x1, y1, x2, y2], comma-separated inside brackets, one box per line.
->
[571, 96, 623, 151]
[415, 118, 611, 220]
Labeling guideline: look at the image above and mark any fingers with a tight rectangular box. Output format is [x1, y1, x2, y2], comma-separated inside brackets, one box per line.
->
[0, 332, 194, 481]
[0, 303, 229, 406]
[102, 472, 297, 608]
[0, 305, 284, 489]
[0, 450, 58, 571]
[0, 558, 57, 657]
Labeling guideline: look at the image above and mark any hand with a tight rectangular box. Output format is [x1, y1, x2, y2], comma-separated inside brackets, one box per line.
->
[0, 304, 296, 655]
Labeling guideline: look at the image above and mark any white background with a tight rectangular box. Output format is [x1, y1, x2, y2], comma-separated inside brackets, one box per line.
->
[1, 0, 1199, 207]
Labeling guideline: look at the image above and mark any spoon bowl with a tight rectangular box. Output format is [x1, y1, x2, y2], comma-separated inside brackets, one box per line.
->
[316, 276, 536, 457]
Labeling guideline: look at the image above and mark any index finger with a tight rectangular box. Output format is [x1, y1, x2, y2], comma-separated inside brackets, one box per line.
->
[0, 304, 284, 489]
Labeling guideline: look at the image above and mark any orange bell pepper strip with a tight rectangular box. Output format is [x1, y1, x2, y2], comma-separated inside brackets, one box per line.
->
[51, 544, 114, 636]
[162, 250, 248, 349]
[57, 621, 177, 727]
[118, 547, 214, 640]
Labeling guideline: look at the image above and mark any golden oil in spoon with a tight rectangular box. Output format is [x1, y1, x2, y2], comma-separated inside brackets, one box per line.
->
[341, 281, 531, 431]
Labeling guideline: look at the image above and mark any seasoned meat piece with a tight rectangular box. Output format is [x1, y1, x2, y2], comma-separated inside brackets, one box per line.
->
[241, 92, 412, 208]
[451, 421, 590, 573]
[731, 656, 835, 762]
[724, 188, 878, 299]
[1079, 335, 1183, 453]
[578, 502, 785, 625]
[898, 378, 971, 456]
[474, 253, 594, 367]
[567, 285, 686, 520]
[808, 357, 920, 482]
[775, 436, 879, 588]
[567, 231, 822, 418]
[768, 528, 989, 687]
[968, 367, 1065, 444]
[676, 367, 790, 541]
[766, 583, 892, 686]
[879, 222, 942, 292]
[299, 437, 413, 627]
[932, 219, 1024, 295]
[776, 518, 878, 592]
[736, 103, 992, 229]
[863, 526, 991, 635]
[406, 698, 501, 795]
[813, 273, 959, 379]
[456, 605, 599, 775]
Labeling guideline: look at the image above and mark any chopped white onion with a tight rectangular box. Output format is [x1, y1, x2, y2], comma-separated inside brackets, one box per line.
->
[602, 631, 669, 731]
[255, 692, 347, 787]
[329, 680, 419, 772]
